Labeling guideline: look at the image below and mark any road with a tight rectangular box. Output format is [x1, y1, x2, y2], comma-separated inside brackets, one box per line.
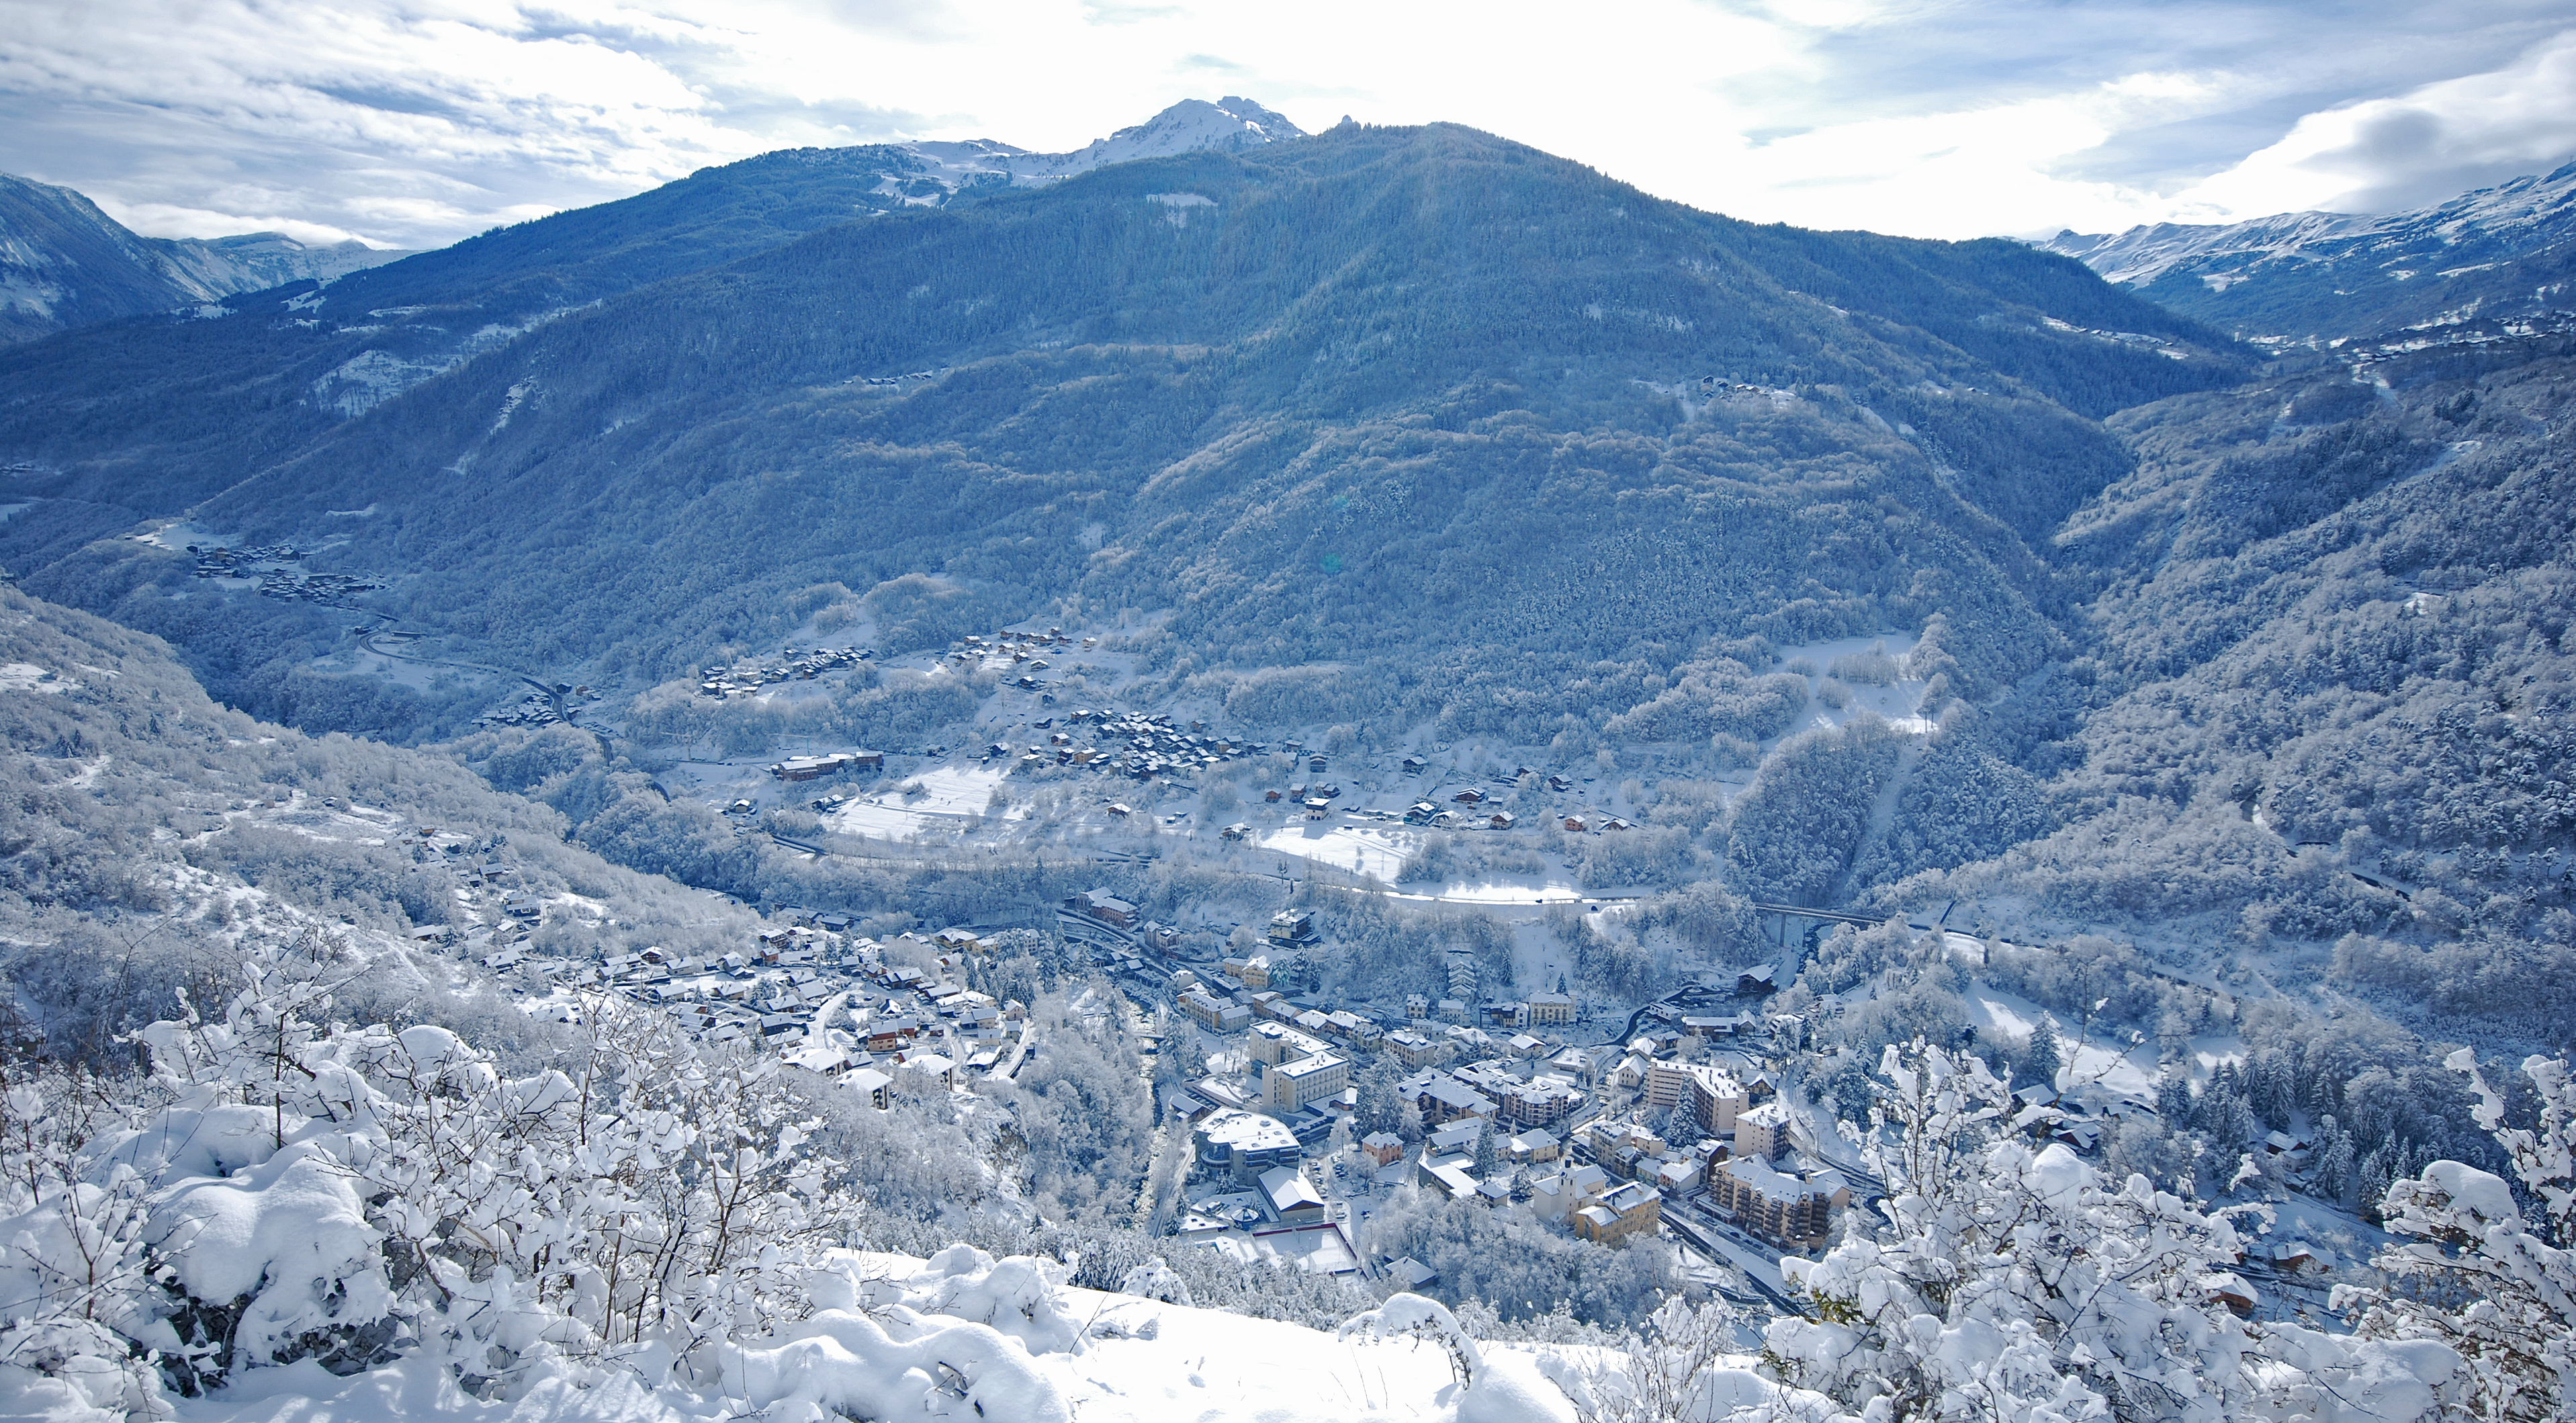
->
[1662, 1209, 1809, 1318]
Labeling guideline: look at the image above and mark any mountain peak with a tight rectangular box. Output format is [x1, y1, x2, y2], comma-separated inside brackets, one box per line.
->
[0, 171, 408, 343]
[896, 97, 1308, 193]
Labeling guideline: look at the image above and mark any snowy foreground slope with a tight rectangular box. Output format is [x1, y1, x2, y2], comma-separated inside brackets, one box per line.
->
[7, 1239, 1815, 1423]
[97, 1254, 1667, 1423]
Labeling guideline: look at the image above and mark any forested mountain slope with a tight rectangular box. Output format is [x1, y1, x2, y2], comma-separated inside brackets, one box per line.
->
[0, 99, 1309, 575]
[1867, 323, 2576, 1042]
[0, 583, 766, 1062]
[20, 122, 2246, 744]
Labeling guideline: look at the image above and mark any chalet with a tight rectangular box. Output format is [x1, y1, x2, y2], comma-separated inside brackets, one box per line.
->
[1452, 787, 1486, 804]
[1574, 1181, 1662, 1246]
[1405, 802, 1439, 824]
[1546, 774, 1572, 791]
[1221, 822, 1253, 840]
[846, 1068, 895, 1109]
[1563, 816, 1589, 832]
[1488, 810, 1515, 830]
[899, 1053, 957, 1090]
[2202, 1273, 2258, 1317]
[1401, 756, 1429, 775]
[1384, 1256, 1439, 1289]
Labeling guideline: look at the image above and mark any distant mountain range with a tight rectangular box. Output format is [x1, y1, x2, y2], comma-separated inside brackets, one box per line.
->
[2040, 159, 2576, 343]
[0, 97, 1303, 351]
[1, 106, 2247, 746]
[0, 173, 410, 344]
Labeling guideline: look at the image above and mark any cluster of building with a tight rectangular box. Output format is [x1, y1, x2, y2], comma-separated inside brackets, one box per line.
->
[255, 569, 388, 603]
[698, 645, 873, 699]
[185, 543, 304, 576]
[1181, 1108, 1358, 1275]
[1369, 1025, 1851, 1252]
[185, 543, 386, 603]
[851, 365, 954, 386]
[947, 629, 1080, 691]
[418, 839, 1032, 1094]
[1020, 707, 1261, 781]
[474, 689, 576, 730]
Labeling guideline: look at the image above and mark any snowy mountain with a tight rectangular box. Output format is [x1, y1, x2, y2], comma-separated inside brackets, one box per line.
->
[894, 97, 1308, 197]
[2039, 159, 2576, 341]
[0, 99, 1299, 348]
[0, 173, 407, 344]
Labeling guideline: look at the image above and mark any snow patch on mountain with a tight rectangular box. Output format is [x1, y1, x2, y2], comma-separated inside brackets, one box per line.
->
[2045, 160, 2576, 290]
[893, 97, 1307, 201]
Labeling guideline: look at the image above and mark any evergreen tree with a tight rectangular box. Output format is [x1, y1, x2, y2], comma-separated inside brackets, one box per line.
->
[2311, 1114, 2358, 1208]
[1355, 1055, 1403, 1135]
[2155, 1066, 2194, 1123]
[1472, 1119, 1501, 1180]
[2018, 1017, 2063, 1092]
[1826, 1052, 1877, 1125]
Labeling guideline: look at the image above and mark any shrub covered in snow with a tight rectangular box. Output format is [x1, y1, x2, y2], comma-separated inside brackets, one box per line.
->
[0, 931, 1072, 1416]
[2336, 1050, 2575, 1423]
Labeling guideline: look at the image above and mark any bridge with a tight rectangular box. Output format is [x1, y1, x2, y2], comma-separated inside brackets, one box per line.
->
[1744, 901, 1888, 949]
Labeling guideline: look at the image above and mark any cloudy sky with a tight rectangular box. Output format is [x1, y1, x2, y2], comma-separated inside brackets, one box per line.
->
[3, 0, 2573, 252]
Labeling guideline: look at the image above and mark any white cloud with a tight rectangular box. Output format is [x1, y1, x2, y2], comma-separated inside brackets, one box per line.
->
[2176, 27, 2576, 216]
[0, 0, 2568, 249]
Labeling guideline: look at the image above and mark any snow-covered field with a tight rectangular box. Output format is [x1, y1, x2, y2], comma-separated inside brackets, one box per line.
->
[1769, 633, 1936, 736]
[1960, 982, 2161, 1098]
[1259, 822, 1415, 877]
[828, 765, 1014, 837]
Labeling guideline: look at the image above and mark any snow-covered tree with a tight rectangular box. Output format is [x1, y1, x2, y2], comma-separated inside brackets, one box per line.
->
[2336, 1050, 2575, 1422]
[1767, 1040, 2264, 1422]
[2018, 1017, 2063, 1093]
[0, 929, 864, 1406]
